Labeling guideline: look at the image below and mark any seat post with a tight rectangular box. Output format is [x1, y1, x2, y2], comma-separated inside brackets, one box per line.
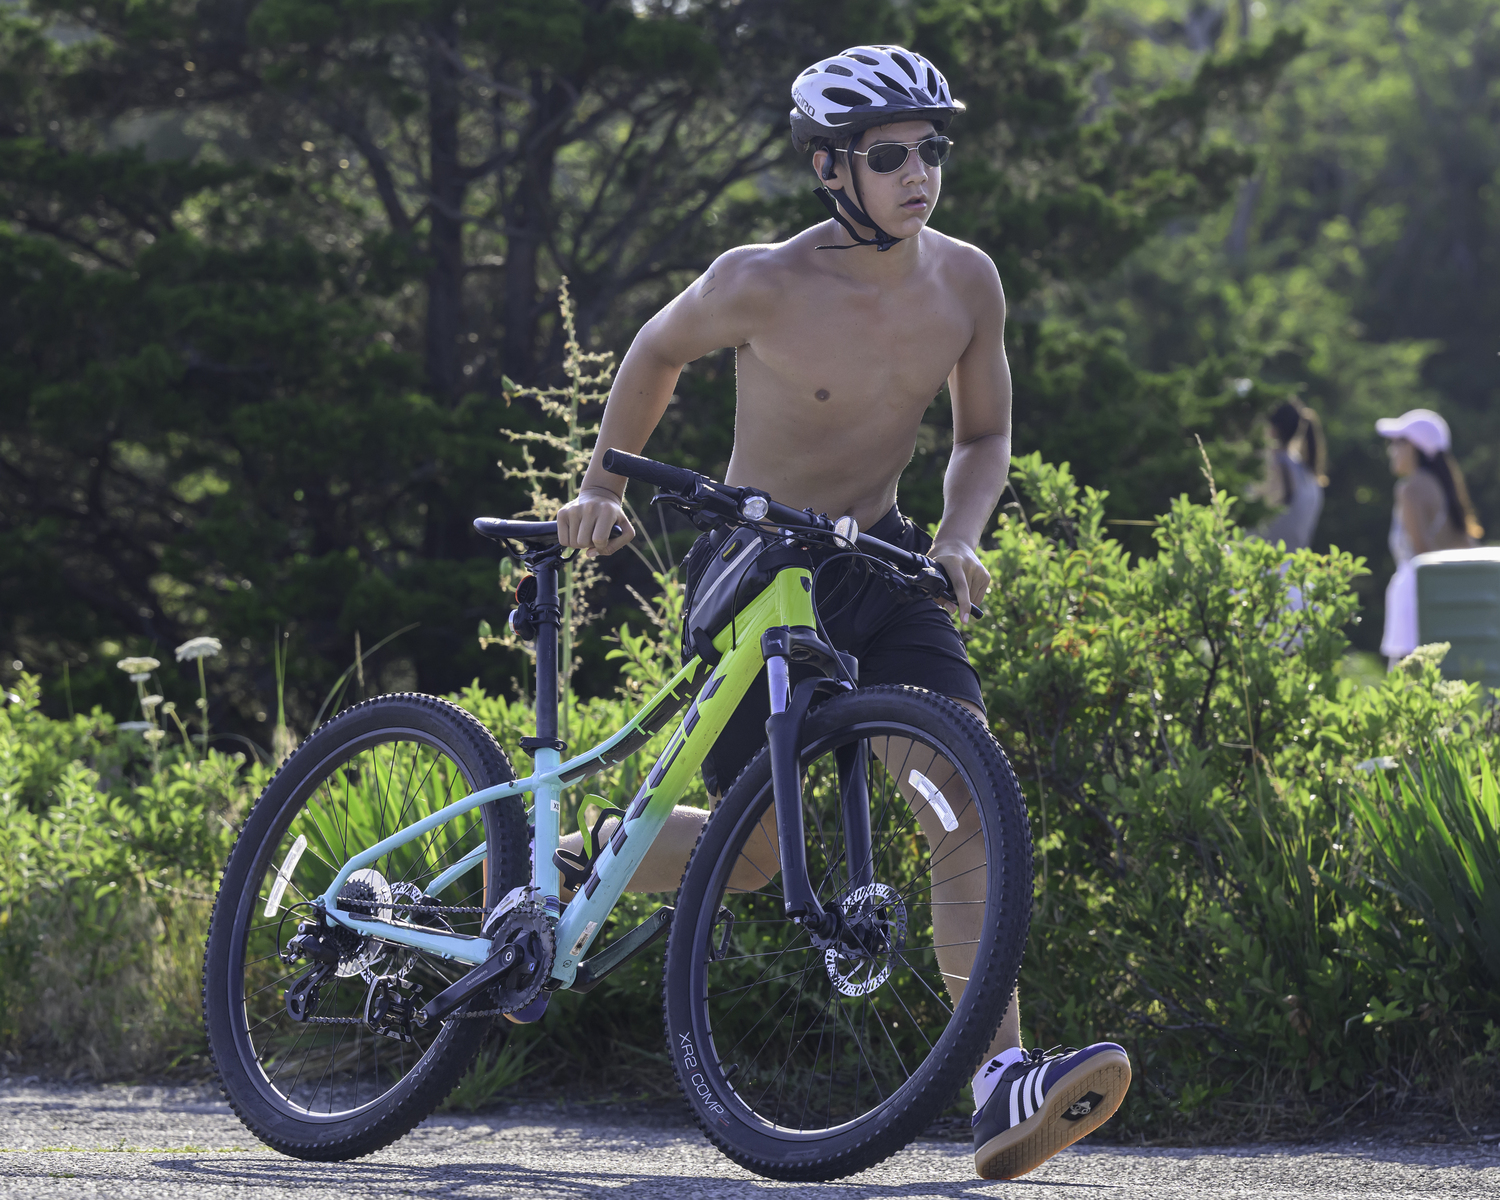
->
[531, 559, 562, 744]
[525, 557, 566, 906]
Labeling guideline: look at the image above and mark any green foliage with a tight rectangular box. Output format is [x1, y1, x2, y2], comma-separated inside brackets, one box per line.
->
[1349, 734, 1500, 985]
[0, 674, 261, 1072]
[2, 0, 1300, 717]
[965, 457, 1495, 1133]
[6, 459, 1496, 1133]
[439, 1034, 535, 1113]
[1081, 0, 1500, 644]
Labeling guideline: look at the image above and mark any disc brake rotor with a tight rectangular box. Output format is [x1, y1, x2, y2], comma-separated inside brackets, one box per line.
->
[824, 883, 906, 998]
[335, 868, 393, 979]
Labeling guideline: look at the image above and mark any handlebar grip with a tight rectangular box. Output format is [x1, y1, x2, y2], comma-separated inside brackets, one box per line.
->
[601, 449, 702, 494]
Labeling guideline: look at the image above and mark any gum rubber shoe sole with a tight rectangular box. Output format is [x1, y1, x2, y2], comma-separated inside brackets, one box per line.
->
[974, 1048, 1132, 1180]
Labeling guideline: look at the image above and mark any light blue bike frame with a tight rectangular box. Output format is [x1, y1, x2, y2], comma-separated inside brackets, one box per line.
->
[315, 566, 816, 988]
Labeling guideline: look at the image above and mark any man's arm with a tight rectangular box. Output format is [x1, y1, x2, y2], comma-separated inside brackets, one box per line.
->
[929, 250, 1012, 623]
[557, 250, 770, 554]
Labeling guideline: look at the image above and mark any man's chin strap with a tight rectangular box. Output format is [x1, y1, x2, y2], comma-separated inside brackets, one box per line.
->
[813, 186, 901, 252]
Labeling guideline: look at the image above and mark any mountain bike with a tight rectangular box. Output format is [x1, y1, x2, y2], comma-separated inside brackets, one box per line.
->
[202, 450, 1032, 1181]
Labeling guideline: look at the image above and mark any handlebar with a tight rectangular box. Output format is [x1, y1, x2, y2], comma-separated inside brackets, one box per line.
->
[599, 450, 984, 619]
[601, 449, 701, 495]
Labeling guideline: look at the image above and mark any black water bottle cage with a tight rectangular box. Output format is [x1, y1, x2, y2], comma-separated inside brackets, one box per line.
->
[509, 574, 540, 642]
[553, 803, 630, 892]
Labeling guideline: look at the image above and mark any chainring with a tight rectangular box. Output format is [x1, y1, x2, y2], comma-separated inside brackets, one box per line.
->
[485, 909, 555, 1016]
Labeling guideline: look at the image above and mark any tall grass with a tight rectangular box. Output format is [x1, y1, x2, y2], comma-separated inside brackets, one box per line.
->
[1349, 739, 1500, 984]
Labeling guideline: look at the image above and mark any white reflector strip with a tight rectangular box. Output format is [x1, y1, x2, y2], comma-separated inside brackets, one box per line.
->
[263, 834, 308, 917]
[908, 769, 958, 832]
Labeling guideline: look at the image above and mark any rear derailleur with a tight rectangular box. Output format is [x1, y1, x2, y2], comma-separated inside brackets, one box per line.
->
[279, 912, 423, 1039]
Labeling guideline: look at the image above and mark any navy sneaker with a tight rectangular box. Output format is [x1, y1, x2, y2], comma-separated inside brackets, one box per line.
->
[972, 1043, 1131, 1179]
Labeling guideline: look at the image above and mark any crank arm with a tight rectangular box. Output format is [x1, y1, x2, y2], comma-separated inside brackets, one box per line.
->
[420, 939, 520, 1024]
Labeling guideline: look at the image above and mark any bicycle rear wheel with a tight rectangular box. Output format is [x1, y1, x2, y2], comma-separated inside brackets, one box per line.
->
[203, 694, 527, 1160]
[662, 686, 1031, 1181]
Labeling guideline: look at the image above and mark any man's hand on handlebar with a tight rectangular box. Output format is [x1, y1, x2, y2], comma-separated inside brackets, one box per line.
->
[556, 487, 636, 557]
[928, 540, 991, 626]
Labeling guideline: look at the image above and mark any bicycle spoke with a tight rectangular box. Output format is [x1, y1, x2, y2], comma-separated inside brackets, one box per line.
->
[688, 709, 1010, 1135]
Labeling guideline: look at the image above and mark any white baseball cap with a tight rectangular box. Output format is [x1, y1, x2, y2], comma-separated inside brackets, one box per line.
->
[1375, 408, 1451, 457]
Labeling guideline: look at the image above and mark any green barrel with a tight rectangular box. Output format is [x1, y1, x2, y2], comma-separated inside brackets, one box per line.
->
[1414, 548, 1500, 687]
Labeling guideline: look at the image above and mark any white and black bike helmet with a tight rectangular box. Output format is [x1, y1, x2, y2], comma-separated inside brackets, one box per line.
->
[790, 46, 963, 251]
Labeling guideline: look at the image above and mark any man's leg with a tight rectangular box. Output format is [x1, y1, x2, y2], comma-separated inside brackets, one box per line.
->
[870, 696, 1019, 1061]
[556, 804, 707, 897]
[556, 697, 1020, 1048]
[555, 799, 780, 897]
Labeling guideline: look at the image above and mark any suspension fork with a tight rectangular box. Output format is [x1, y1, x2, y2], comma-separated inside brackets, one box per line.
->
[837, 741, 875, 892]
[761, 627, 867, 934]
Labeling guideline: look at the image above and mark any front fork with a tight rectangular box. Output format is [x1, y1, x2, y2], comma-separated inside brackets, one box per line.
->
[762, 627, 872, 934]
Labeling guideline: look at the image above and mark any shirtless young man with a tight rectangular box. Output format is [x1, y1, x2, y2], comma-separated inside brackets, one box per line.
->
[555, 45, 1131, 1179]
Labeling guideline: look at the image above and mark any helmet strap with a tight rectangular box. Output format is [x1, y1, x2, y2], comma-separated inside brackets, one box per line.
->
[813, 148, 900, 252]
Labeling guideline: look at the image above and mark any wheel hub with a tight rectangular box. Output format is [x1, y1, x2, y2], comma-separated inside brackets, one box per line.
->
[823, 883, 906, 997]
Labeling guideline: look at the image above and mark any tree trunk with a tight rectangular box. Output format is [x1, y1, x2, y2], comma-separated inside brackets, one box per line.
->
[425, 16, 465, 401]
[501, 76, 569, 384]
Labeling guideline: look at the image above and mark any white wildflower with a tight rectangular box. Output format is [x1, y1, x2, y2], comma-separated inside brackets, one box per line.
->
[143, 728, 167, 745]
[117, 656, 161, 675]
[117, 721, 154, 733]
[1354, 756, 1398, 772]
[175, 636, 223, 662]
[140, 694, 164, 710]
[129, 673, 150, 683]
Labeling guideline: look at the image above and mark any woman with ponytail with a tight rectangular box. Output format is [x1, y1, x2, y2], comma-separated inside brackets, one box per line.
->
[1375, 408, 1483, 663]
[1253, 399, 1328, 552]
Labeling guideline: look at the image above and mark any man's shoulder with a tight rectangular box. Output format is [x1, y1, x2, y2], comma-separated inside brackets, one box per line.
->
[704, 239, 806, 294]
[923, 229, 1003, 291]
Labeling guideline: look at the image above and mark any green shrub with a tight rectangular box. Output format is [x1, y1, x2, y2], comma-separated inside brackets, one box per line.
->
[965, 457, 1495, 1134]
[3, 461, 1494, 1134]
[1, 674, 260, 1074]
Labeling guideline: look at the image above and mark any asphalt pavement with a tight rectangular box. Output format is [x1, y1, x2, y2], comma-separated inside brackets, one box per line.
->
[1, 1078, 1497, 1198]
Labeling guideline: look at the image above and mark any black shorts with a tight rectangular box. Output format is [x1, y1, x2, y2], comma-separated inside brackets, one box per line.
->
[692, 505, 985, 796]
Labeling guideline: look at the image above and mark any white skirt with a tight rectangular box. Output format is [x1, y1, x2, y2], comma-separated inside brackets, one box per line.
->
[1381, 562, 1419, 660]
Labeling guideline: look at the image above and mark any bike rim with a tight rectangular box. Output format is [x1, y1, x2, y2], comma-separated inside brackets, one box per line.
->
[689, 717, 998, 1137]
[227, 727, 498, 1120]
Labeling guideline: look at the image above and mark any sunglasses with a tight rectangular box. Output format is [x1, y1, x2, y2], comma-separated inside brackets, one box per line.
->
[845, 135, 953, 175]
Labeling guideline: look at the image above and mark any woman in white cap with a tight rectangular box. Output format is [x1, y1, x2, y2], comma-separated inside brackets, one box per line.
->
[1375, 408, 1484, 663]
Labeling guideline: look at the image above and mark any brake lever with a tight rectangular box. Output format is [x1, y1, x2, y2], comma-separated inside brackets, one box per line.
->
[922, 562, 986, 620]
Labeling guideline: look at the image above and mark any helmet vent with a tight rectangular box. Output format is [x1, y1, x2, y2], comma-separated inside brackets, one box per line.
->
[874, 71, 913, 96]
[849, 53, 880, 65]
[825, 63, 854, 76]
[890, 52, 919, 83]
[926, 66, 939, 95]
[822, 86, 875, 109]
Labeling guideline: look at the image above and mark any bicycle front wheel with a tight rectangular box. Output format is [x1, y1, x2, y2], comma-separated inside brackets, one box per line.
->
[662, 686, 1031, 1181]
[203, 694, 527, 1160]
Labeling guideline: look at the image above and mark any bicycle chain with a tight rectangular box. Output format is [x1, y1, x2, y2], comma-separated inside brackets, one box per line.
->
[296, 903, 503, 1025]
[304, 1007, 506, 1025]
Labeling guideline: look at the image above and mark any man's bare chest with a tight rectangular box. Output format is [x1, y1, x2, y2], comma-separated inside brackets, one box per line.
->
[742, 277, 972, 411]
